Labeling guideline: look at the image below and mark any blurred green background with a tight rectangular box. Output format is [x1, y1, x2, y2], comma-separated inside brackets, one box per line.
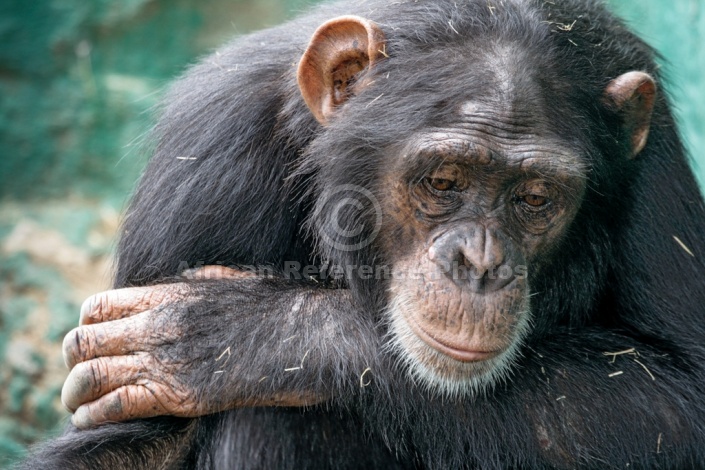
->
[0, 0, 703, 466]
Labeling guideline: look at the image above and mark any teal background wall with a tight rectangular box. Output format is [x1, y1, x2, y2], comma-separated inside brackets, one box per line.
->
[0, 0, 703, 466]
[0, 1, 322, 465]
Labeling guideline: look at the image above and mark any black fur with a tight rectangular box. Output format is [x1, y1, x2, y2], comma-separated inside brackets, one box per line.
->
[23, 0, 705, 468]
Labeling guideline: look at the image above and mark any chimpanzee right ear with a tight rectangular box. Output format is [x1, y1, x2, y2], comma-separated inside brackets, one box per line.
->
[297, 16, 386, 125]
[603, 71, 657, 159]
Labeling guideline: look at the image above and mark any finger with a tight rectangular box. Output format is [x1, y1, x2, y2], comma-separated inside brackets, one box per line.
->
[62, 354, 149, 412]
[80, 284, 186, 325]
[182, 265, 256, 280]
[63, 313, 154, 369]
[71, 384, 174, 429]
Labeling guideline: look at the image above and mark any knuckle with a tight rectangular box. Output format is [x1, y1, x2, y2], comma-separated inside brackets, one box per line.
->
[153, 284, 187, 307]
[144, 287, 164, 307]
[94, 291, 111, 319]
[128, 353, 146, 378]
[63, 327, 94, 366]
[91, 358, 110, 390]
[118, 386, 142, 417]
[91, 322, 110, 346]
[141, 383, 172, 415]
[171, 282, 188, 298]
[77, 359, 105, 394]
[97, 388, 127, 421]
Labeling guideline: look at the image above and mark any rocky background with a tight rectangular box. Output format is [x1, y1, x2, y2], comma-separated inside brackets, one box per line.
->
[0, 0, 703, 466]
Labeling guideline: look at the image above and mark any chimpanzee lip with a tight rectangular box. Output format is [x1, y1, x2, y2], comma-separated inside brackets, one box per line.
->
[406, 317, 501, 363]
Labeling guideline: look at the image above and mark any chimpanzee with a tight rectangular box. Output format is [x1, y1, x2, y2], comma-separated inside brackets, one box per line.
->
[23, 0, 705, 468]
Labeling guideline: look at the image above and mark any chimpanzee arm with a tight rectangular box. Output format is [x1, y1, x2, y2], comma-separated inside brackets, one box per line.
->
[387, 328, 705, 467]
[524, 330, 705, 466]
[61, 277, 380, 429]
[61, 280, 705, 466]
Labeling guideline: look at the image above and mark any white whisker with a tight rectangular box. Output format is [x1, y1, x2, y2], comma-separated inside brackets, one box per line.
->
[380, 287, 532, 398]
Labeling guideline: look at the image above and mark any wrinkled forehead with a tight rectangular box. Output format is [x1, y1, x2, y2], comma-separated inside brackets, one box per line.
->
[384, 38, 572, 130]
[386, 40, 587, 157]
[396, 127, 586, 183]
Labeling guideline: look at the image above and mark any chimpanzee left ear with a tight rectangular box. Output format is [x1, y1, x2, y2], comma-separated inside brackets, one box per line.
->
[603, 71, 657, 158]
[297, 16, 386, 125]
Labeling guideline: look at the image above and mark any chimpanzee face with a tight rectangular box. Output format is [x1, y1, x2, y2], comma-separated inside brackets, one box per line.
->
[298, 15, 655, 395]
[380, 107, 587, 394]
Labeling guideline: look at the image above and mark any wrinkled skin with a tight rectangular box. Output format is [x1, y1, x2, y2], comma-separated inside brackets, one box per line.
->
[24, 1, 705, 468]
[62, 284, 197, 426]
[63, 268, 334, 428]
[63, 17, 659, 429]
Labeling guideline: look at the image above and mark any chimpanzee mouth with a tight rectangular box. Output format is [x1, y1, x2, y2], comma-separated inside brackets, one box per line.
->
[405, 316, 502, 363]
[385, 293, 533, 396]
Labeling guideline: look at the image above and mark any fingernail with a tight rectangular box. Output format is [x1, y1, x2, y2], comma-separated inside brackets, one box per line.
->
[61, 327, 78, 369]
[72, 406, 93, 429]
[61, 393, 72, 413]
[61, 370, 80, 412]
[79, 297, 93, 325]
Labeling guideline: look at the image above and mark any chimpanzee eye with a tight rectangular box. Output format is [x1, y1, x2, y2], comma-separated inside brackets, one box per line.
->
[427, 178, 456, 192]
[522, 194, 548, 207]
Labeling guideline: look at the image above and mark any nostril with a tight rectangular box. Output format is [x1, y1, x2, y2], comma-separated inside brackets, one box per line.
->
[455, 251, 471, 269]
[449, 255, 515, 292]
[428, 227, 513, 291]
[456, 248, 490, 279]
[486, 270, 516, 292]
[446, 257, 487, 286]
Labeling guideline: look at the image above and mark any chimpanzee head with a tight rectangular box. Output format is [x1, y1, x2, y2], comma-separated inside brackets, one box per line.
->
[297, 11, 656, 395]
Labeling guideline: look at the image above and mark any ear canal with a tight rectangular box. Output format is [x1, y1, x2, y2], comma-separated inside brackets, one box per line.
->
[603, 71, 657, 159]
[297, 16, 386, 125]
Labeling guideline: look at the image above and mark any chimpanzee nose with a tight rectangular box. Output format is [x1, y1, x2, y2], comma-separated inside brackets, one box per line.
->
[428, 225, 515, 293]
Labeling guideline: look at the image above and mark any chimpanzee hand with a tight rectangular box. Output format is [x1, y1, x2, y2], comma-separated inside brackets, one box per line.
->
[62, 282, 202, 428]
[61, 267, 373, 429]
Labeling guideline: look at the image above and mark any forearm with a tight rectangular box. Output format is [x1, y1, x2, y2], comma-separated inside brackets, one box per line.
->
[61, 276, 381, 427]
[175, 279, 381, 409]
